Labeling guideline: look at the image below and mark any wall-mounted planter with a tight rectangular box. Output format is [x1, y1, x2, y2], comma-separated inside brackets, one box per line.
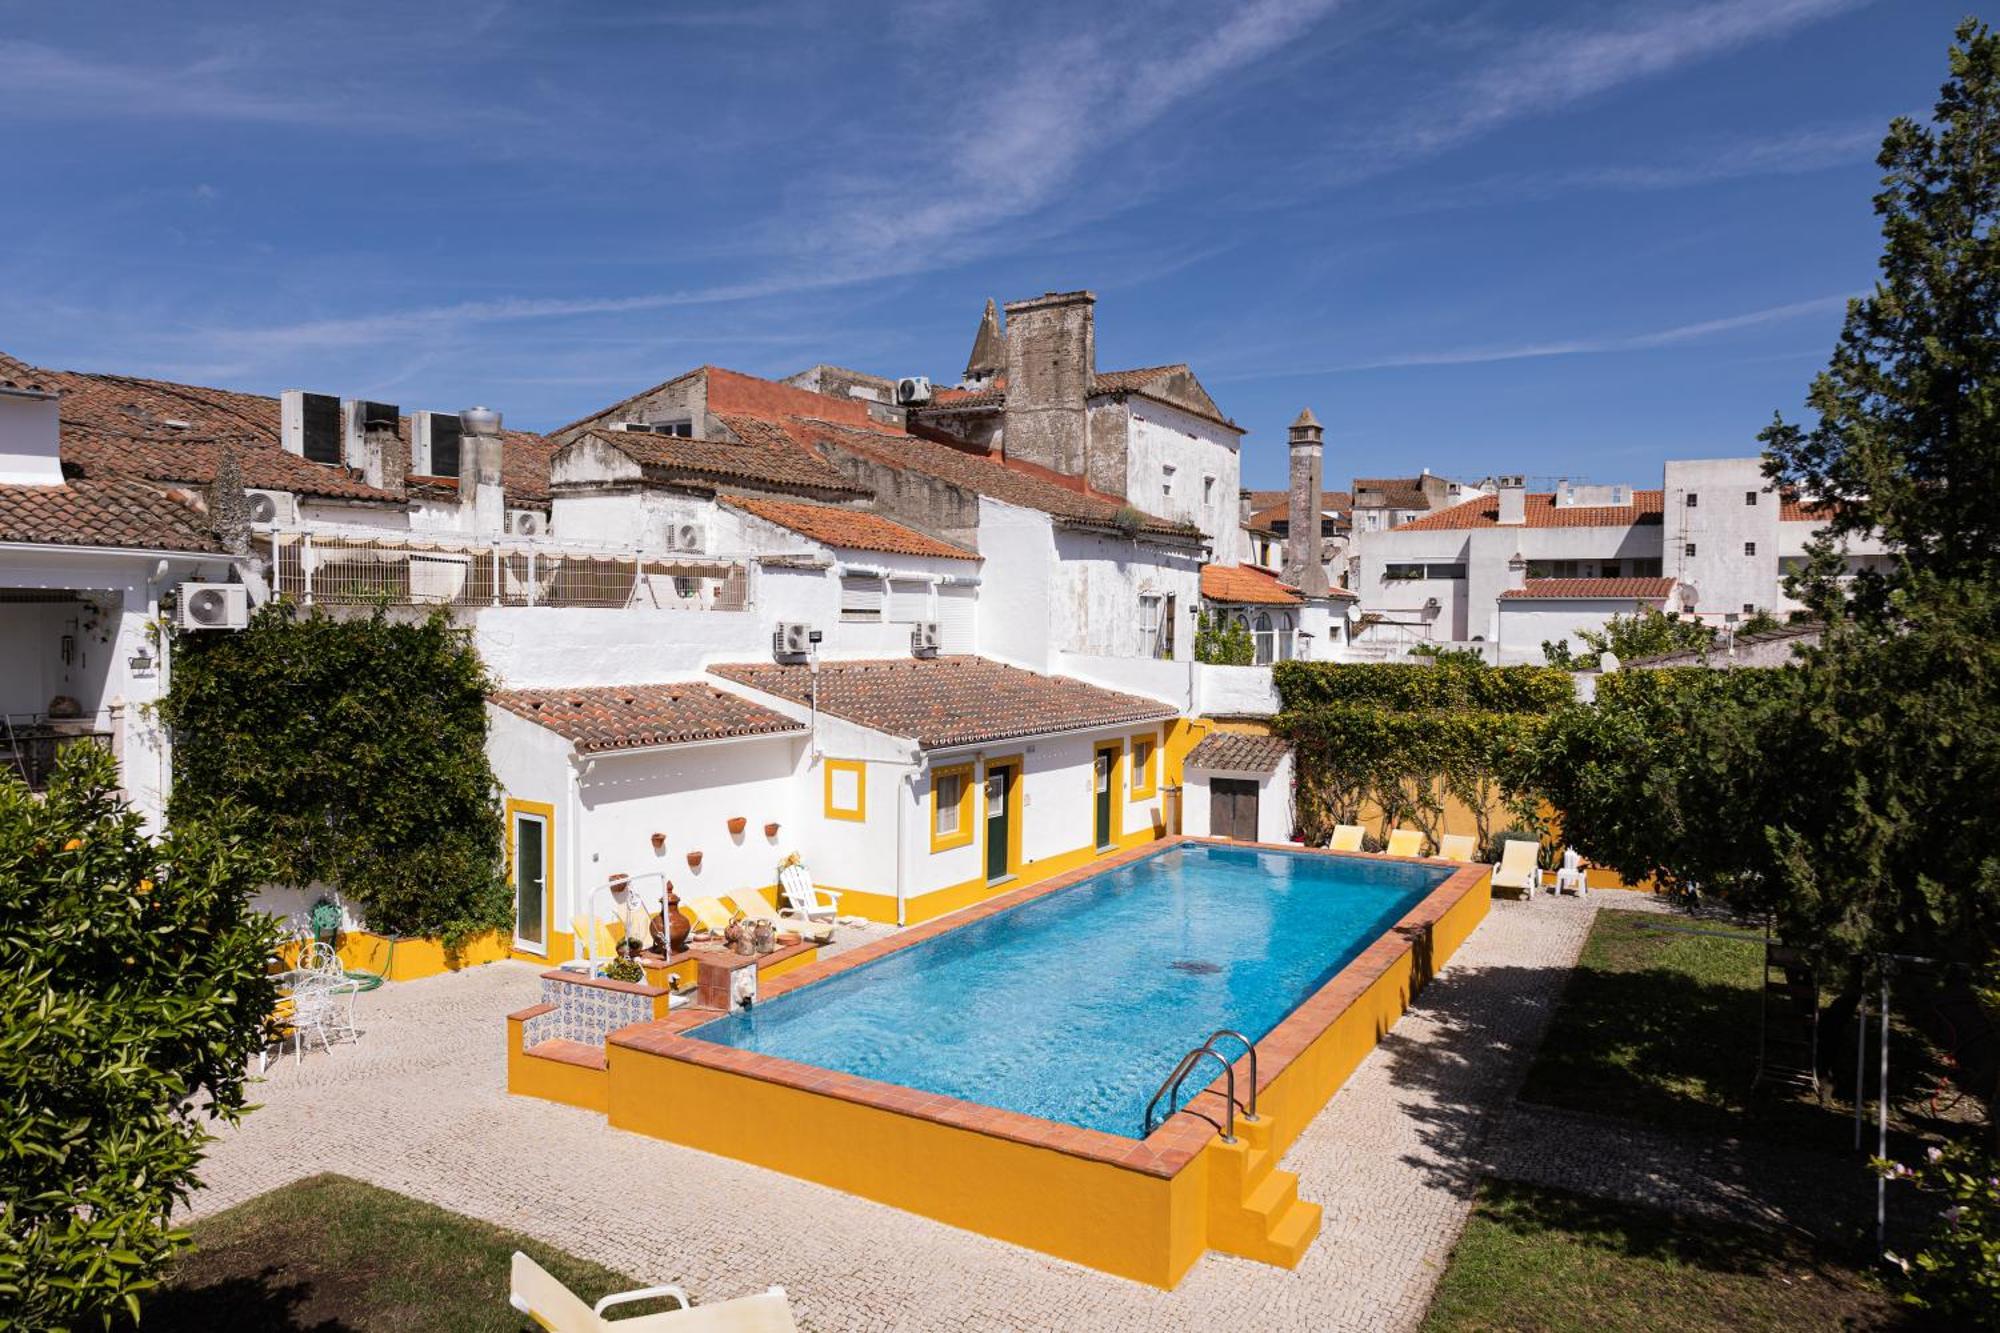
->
[687, 850, 704, 870]
[764, 822, 780, 838]
[650, 832, 667, 853]
[727, 816, 747, 836]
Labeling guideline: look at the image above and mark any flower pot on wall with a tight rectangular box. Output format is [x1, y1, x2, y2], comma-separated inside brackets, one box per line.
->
[687, 850, 704, 870]
[727, 816, 747, 836]
[650, 832, 666, 853]
[764, 822, 780, 838]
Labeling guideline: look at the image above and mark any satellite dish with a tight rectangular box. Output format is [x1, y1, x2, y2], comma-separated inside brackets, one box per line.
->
[1345, 602, 1363, 624]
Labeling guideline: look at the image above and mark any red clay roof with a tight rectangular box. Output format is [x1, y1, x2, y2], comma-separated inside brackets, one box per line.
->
[583, 421, 866, 497]
[488, 682, 805, 753]
[1352, 477, 1430, 510]
[704, 365, 881, 428]
[0, 477, 221, 553]
[1499, 577, 1677, 601]
[709, 656, 1176, 750]
[1185, 732, 1291, 774]
[1395, 490, 1665, 532]
[1780, 496, 1833, 522]
[0, 349, 53, 394]
[722, 494, 976, 561]
[1201, 563, 1301, 605]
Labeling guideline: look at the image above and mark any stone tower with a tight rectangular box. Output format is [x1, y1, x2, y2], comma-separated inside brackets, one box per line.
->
[1001, 290, 1095, 478]
[1284, 408, 1329, 597]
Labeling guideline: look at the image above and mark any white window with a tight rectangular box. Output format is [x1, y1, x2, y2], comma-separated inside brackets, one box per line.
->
[935, 771, 962, 836]
[1278, 612, 1296, 662]
[888, 577, 930, 623]
[1254, 612, 1275, 666]
[1138, 594, 1164, 659]
[839, 575, 884, 622]
[1161, 464, 1176, 498]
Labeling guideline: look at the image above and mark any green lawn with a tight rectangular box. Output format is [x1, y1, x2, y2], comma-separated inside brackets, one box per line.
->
[1515, 908, 1859, 1148]
[138, 1174, 659, 1331]
[1422, 1179, 1905, 1332]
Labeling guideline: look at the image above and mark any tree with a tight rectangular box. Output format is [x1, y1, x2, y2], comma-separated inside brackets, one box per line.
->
[1194, 611, 1256, 665]
[1541, 608, 1715, 669]
[0, 747, 278, 1328]
[160, 604, 509, 946]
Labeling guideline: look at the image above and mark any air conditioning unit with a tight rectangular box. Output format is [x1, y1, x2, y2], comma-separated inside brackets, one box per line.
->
[507, 509, 546, 537]
[176, 583, 249, 631]
[895, 376, 933, 406]
[910, 620, 941, 657]
[412, 410, 464, 479]
[773, 622, 814, 659]
[672, 522, 706, 552]
[245, 488, 296, 527]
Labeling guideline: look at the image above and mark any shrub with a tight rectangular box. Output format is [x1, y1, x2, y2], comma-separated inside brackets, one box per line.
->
[0, 747, 278, 1327]
[1875, 1143, 2000, 1321]
[1194, 611, 1256, 665]
[1273, 660, 1573, 714]
[160, 603, 509, 946]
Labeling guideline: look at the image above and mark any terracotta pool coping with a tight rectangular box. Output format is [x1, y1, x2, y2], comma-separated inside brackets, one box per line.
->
[607, 836, 1489, 1179]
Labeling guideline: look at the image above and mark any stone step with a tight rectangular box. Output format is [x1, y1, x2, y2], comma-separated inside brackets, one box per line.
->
[1241, 1170, 1298, 1225]
[525, 1038, 607, 1071]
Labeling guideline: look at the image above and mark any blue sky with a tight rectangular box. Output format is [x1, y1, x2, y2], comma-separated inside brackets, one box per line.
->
[0, 0, 1968, 490]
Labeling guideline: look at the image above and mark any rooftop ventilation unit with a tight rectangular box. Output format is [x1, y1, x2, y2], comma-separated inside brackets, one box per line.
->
[896, 376, 933, 406]
[671, 522, 705, 553]
[245, 488, 296, 527]
[413, 411, 464, 479]
[176, 583, 249, 631]
[772, 622, 814, 660]
[280, 390, 344, 466]
[1496, 474, 1526, 489]
[910, 620, 941, 658]
[507, 509, 545, 537]
[339, 399, 401, 463]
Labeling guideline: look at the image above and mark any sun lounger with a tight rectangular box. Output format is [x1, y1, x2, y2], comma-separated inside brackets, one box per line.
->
[1488, 839, 1543, 901]
[726, 890, 833, 945]
[509, 1251, 798, 1332]
[1328, 824, 1365, 852]
[1384, 827, 1426, 858]
[681, 897, 737, 934]
[1436, 833, 1478, 863]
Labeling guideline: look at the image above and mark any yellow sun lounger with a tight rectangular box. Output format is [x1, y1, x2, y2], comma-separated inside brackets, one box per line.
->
[1436, 833, 1478, 863]
[680, 896, 737, 934]
[1384, 827, 1426, 858]
[1489, 838, 1544, 900]
[1328, 824, 1365, 852]
[510, 1252, 798, 1332]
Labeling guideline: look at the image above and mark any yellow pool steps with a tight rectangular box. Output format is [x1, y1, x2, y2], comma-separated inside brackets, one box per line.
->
[1202, 1113, 1323, 1268]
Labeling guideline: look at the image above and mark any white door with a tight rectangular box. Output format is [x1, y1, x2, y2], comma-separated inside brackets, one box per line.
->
[512, 810, 550, 954]
[937, 584, 977, 653]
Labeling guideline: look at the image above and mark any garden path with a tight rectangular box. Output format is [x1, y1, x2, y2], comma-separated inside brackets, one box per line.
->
[189, 892, 1626, 1331]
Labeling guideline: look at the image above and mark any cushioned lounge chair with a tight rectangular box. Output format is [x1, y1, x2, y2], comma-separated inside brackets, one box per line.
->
[1436, 833, 1478, 863]
[726, 890, 833, 945]
[681, 896, 737, 935]
[509, 1252, 798, 1332]
[1328, 824, 1365, 852]
[1385, 827, 1426, 858]
[1489, 839, 1543, 900]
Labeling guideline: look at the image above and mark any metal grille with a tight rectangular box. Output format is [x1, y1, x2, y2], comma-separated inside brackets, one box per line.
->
[257, 532, 751, 610]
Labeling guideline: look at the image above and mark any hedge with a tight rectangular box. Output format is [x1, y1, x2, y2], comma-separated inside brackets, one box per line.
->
[1273, 659, 1574, 714]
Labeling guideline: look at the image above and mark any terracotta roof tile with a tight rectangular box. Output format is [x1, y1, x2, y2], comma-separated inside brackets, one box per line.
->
[0, 349, 53, 394]
[1201, 563, 1301, 605]
[722, 494, 976, 560]
[489, 682, 805, 753]
[709, 656, 1176, 750]
[585, 422, 867, 497]
[1780, 496, 1833, 522]
[1395, 490, 1664, 532]
[1185, 732, 1291, 774]
[0, 477, 221, 553]
[1352, 477, 1430, 510]
[1499, 577, 1677, 601]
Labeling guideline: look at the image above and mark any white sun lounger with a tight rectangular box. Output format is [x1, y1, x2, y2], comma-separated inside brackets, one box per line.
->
[510, 1252, 797, 1332]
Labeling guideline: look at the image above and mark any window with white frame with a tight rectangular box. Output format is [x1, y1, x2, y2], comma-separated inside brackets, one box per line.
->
[1253, 611, 1275, 665]
[1137, 593, 1164, 659]
[839, 575, 884, 622]
[934, 771, 963, 837]
[1278, 611, 1296, 661]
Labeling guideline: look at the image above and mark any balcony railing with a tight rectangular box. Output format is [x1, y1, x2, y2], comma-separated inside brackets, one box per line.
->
[1, 722, 113, 792]
[255, 531, 751, 611]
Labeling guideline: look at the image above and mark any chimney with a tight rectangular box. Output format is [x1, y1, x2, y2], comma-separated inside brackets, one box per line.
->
[1238, 487, 1255, 531]
[359, 401, 406, 495]
[1001, 290, 1094, 478]
[1497, 476, 1526, 526]
[0, 365, 62, 487]
[461, 406, 506, 535]
[1283, 408, 1330, 598]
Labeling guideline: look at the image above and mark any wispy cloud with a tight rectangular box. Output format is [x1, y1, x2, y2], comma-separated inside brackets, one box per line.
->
[1220, 294, 1854, 379]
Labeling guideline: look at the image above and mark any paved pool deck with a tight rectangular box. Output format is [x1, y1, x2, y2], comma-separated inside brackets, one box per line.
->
[189, 892, 1647, 1331]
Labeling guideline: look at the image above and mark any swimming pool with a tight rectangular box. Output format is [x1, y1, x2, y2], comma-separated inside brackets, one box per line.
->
[688, 842, 1450, 1136]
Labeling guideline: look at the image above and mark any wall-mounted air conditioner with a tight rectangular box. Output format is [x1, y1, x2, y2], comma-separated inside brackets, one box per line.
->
[245, 488, 297, 527]
[413, 410, 464, 479]
[176, 583, 249, 631]
[773, 622, 813, 659]
[671, 522, 706, 553]
[507, 509, 546, 537]
[910, 620, 941, 657]
[896, 376, 933, 406]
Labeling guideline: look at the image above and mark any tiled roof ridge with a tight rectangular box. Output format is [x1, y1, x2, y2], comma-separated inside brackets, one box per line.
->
[1500, 577, 1677, 600]
[718, 492, 978, 561]
[1395, 488, 1664, 532]
[489, 681, 806, 753]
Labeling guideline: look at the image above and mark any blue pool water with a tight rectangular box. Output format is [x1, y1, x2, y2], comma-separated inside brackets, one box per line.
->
[688, 844, 1449, 1137]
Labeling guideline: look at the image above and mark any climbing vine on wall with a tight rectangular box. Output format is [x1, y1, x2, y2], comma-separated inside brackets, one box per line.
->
[1273, 660, 1564, 847]
[160, 604, 509, 946]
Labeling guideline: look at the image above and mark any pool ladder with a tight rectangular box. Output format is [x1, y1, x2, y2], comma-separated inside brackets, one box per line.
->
[1142, 1030, 1258, 1142]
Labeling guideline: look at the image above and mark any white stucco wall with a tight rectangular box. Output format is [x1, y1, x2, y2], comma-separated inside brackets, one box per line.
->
[1182, 751, 1294, 843]
[975, 498, 1056, 670]
[1494, 597, 1667, 664]
[1122, 398, 1242, 566]
[1051, 527, 1202, 662]
[1194, 663, 1281, 718]
[0, 392, 62, 486]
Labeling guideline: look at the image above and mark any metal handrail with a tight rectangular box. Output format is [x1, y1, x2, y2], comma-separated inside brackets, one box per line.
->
[1145, 1047, 1237, 1142]
[1202, 1029, 1259, 1122]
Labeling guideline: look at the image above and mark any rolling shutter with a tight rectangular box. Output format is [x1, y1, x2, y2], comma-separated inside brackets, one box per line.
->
[888, 578, 930, 624]
[936, 584, 976, 652]
[839, 576, 884, 622]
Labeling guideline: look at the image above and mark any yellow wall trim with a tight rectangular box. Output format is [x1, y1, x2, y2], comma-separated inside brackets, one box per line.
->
[1129, 729, 1160, 800]
[824, 758, 867, 822]
[929, 762, 976, 853]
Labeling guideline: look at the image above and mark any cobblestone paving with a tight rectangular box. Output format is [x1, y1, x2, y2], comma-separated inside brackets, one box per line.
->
[189, 895, 1622, 1331]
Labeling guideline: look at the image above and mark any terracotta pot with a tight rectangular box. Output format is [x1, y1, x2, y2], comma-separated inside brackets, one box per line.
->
[607, 873, 629, 895]
[650, 832, 666, 853]
[664, 882, 691, 955]
[687, 850, 703, 870]
[727, 816, 747, 836]
[764, 822, 780, 838]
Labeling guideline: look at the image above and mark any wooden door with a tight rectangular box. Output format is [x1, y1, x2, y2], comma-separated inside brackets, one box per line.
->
[1211, 778, 1260, 841]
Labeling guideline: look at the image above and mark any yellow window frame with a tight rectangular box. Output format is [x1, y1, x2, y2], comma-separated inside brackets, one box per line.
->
[929, 761, 976, 853]
[1129, 730, 1159, 799]
[824, 759, 867, 822]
